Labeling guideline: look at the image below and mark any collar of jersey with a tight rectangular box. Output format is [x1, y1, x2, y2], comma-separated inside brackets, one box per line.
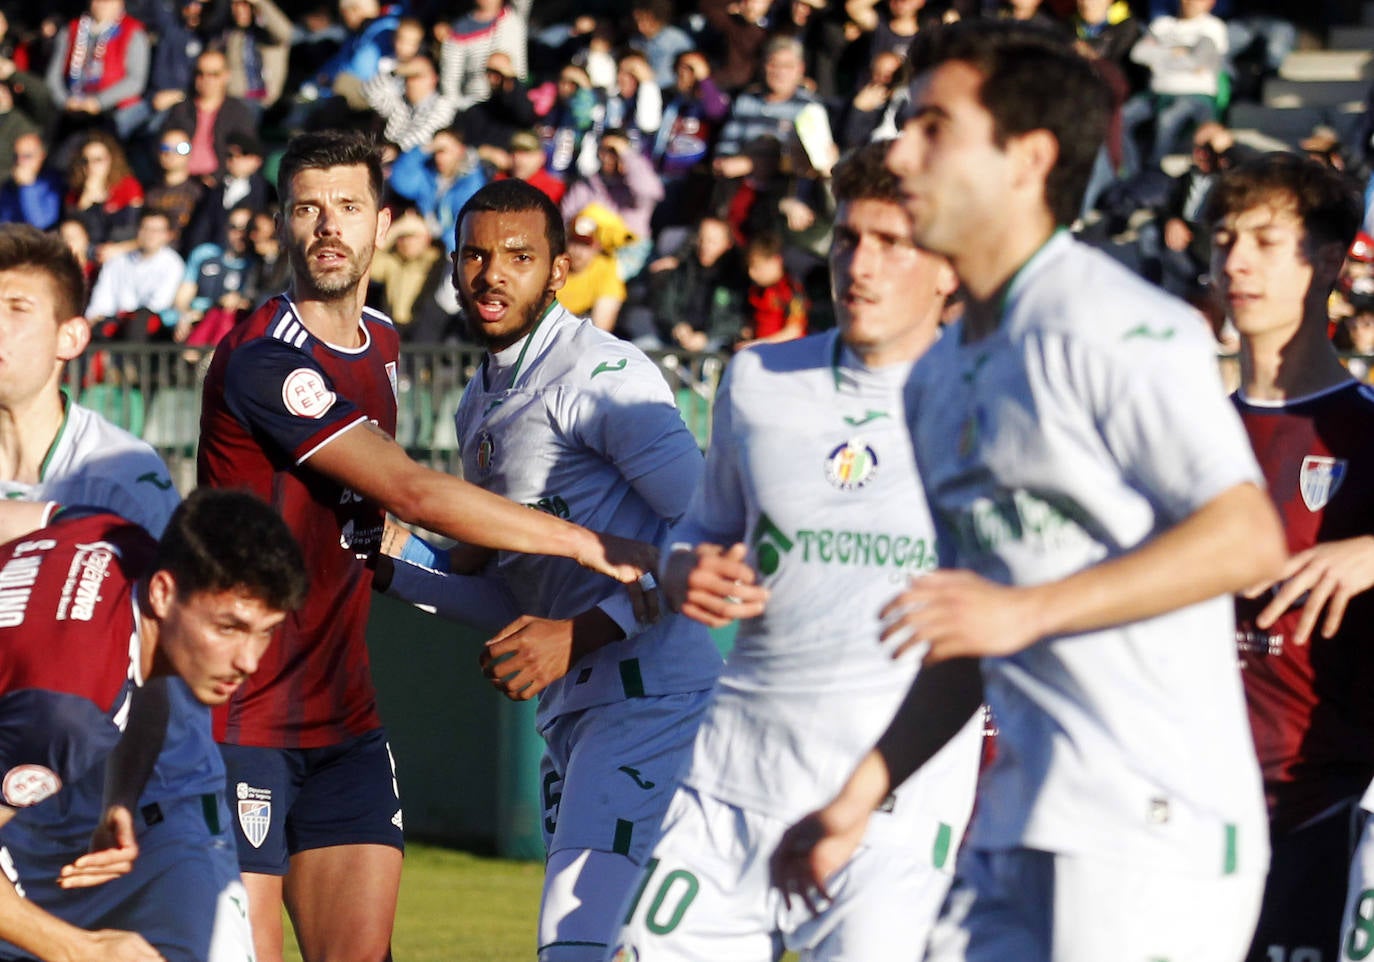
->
[1236, 379, 1355, 409]
[993, 226, 1069, 335]
[37, 388, 74, 483]
[829, 329, 918, 393]
[483, 300, 563, 392]
[284, 298, 374, 355]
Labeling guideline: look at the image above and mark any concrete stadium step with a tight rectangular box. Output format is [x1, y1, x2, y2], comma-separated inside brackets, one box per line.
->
[1278, 49, 1371, 82]
[1227, 102, 1325, 144]
[1262, 76, 1367, 110]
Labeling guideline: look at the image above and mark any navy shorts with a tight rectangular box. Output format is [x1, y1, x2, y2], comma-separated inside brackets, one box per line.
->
[219, 728, 405, 875]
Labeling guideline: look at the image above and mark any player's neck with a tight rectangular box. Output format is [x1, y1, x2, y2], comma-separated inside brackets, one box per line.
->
[955, 213, 1057, 342]
[0, 386, 66, 485]
[291, 287, 369, 349]
[1238, 317, 1352, 402]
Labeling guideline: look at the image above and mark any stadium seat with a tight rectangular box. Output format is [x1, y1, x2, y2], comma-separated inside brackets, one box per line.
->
[79, 384, 146, 437]
[142, 387, 202, 455]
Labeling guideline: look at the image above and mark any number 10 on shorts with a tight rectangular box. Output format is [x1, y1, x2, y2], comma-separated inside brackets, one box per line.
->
[623, 857, 700, 936]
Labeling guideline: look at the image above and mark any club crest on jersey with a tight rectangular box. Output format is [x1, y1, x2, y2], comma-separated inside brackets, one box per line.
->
[825, 440, 878, 490]
[385, 361, 398, 401]
[609, 946, 639, 962]
[281, 368, 335, 419]
[235, 782, 272, 849]
[1300, 455, 1347, 511]
[2, 765, 60, 807]
[475, 430, 496, 474]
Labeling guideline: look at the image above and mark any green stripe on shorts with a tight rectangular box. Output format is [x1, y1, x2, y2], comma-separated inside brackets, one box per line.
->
[614, 818, 634, 856]
[619, 658, 646, 698]
[1223, 823, 1237, 875]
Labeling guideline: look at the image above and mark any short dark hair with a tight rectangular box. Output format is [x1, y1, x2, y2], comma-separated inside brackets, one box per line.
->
[154, 489, 307, 613]
[746, 230, 785, 260]
[277, 130, 385, 209]
[1204, 151, 1362, 252]
[456, 179, 566, 258]
[0, 224, 86, 322]
[831, 141, 902, 205]
[906, 20, 1110, 226]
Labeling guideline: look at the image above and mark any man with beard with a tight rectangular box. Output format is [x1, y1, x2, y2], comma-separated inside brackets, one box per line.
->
[197, 131, 657, 962]
[384, 178, 723, 962]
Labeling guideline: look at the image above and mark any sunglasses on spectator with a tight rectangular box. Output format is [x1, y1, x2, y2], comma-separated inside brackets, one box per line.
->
[161, 141, 192, 155]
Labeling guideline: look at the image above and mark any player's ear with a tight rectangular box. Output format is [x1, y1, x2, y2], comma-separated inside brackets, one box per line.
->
[55, 314, 90, 363]
[146, 569, 177, 621]
[934, 259, 958, 298]
[1009, 128, 1058, 196]
[548, 252, 571, 293]
[374, 203, 392, 249]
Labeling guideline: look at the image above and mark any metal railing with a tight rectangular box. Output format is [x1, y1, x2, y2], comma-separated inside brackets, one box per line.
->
[61, 344, 729, 492]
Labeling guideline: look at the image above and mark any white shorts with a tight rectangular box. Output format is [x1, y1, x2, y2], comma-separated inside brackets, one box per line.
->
[0, 792, 253, 962]
[541, 691, 710, 864]
[608, 786, 954, 962]
[924, 848, 1264, 962]
[1341, 810, 1374, 962]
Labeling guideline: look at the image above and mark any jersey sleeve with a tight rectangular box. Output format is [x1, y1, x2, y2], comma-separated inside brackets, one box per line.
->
[663, 362, 749, 551]
[1070, 320, 1262, 523]
[562, 352, 705, 524]
[0, 689, 122, 809]
[222, 337, 370, 465]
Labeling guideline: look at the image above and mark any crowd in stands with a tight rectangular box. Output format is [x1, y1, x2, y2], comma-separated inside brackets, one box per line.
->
[2, 0, 1370, 367]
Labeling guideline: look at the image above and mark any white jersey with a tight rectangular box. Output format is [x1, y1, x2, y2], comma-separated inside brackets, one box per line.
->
[454, 304, 722, 730]
[671, 331, 981, 845]
[906, 231, 1267, 876]
[0, 400, 180, 537]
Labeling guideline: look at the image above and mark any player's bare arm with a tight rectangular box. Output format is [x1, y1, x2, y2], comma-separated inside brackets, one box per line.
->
[1249, 536, 1374, 646]
[901, 483, 1284, 665]
[663, 543, 769, 628]
[771, 656, 982, 907]
[306, 420, 655, 583]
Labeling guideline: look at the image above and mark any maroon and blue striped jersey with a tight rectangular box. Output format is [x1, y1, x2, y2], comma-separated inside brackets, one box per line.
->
[1235, 382, 1374, 833]
[198, 295, 399, 749]
[0, 511, 154, 810]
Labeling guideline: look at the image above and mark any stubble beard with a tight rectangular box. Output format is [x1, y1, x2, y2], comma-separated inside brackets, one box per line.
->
[290, 240, 370, 301]
[459, 276, 554, 351]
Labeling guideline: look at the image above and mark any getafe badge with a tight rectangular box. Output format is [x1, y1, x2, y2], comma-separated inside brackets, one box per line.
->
[385, 361, 398, 401]
[1300, 455, 1347, 511]
[236, 782, 272, 849]
[609, 946, 640, 962]
[475, 430, 496, 474]
[825, 440, 878, 490]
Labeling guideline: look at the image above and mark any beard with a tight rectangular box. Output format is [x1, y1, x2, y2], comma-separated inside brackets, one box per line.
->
[289, 237, 370, 301]
[458, 276, 554, 351]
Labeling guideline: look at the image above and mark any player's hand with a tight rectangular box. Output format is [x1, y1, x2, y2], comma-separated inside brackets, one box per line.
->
[480, 615, 575, 700]
[879, 570, 1042, 663]
[770, 797, 870, 916]
[1250, 536, 1374, 645]
[79, 930, 165, 962]
[576, 531, 658, 584]
[663, 543, 768, 628]
[58, 805, 139, 888]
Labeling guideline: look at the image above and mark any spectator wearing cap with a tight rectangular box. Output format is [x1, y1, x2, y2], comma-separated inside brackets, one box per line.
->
[389, 124, 487, 254]
[560, 127, 662, 280]
[558, 208, 628, 335]
[221, 0, 293, 118]
[364, 53, 458, 154]
[181, 129, 274, 251]
[491, 129, 565, 204]
[46, 0, 151, 140]
[163, 48, 257, 181]
[0, 131, 63, 229]
[462, 51, 537, 156]
[628, 0, 694, 90]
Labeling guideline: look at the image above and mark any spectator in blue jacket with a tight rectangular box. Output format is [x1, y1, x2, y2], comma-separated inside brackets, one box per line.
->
[388, 124, 487, 254]
[0, 132, 63, 229]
